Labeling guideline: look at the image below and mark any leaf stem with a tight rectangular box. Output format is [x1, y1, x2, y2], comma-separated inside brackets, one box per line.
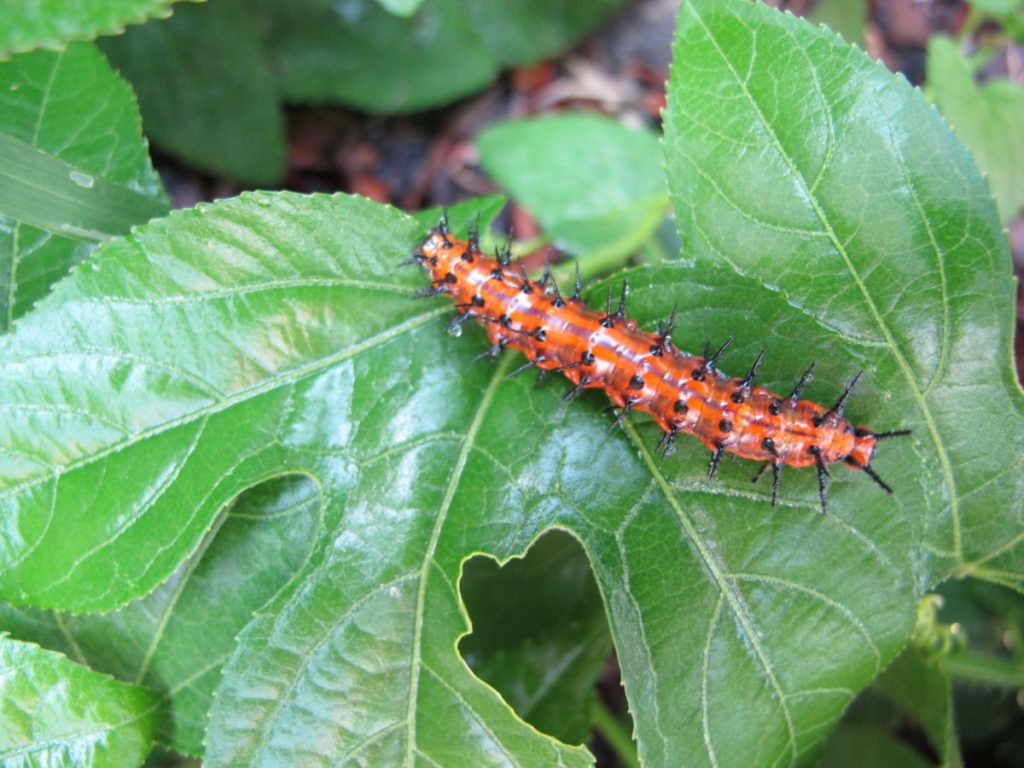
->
[937, 652, 1024, 689]
[591, 695, 640, 768]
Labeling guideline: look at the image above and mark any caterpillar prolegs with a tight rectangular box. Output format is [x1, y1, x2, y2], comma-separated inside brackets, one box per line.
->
[411, 215, 910, 513]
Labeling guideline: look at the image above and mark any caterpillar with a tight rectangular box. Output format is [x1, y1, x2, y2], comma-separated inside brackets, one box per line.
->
[410, 215, 910, 513]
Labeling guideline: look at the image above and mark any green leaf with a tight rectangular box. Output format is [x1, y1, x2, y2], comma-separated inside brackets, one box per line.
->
[0, 634, 161, 766]
[820, 724, 935, 768]
[873, 648, 959, 764]
[459, 530, 612, 745]
[664, 0, 1024, 594]
[926, 36, 1024, 224]
[477, 113, 669, 268]
[258, 0, 626, 113]
[0, 42, 167, 332]
[966, 0, 1023, 16]
[0, 132, 169, 240]
[0, 0, 194, 60]
[808, 0, 867, 45]
[0, 474, 319, 756]
[101, 0, 286, 186]
[259, 0, 499, 114]
[457, 0, 628, 65]
[0, 4, 1021, 764]
[409, 194, 508, 238]
[822, 646, 960, 767]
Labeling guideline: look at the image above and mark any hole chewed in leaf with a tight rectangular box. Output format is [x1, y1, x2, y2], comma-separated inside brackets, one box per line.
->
[458, 529, 615, 747]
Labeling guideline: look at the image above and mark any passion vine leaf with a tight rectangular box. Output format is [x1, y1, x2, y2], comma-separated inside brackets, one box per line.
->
[0, 634, 161, 766]
[0, 42, 167, 331]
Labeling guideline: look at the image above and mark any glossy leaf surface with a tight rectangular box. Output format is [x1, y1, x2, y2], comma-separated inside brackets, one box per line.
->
[0, 42, 167, 331]
[0, 635, 161, 766]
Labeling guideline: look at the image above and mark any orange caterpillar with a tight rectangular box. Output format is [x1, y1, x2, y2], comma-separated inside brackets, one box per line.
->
[411, 216, 909, 513]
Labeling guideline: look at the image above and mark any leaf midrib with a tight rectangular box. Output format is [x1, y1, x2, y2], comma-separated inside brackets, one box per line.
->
[688, 4, 961, 562]
[624, 418, 799, 764]
[403, 353, 513, 766]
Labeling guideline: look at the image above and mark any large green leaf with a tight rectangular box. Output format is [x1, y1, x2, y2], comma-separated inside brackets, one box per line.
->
[0, 0, 194, 60]
[101, 0, 286, 186]
[0, 635, 161, 766]
[926, 36, 1024, 224]
[0, 474, 319, 756]
[664, 0, 1023, 593]
[0, 191, 914, 766]
[0, 42, 167, 332]
[477, 113, 669, 270]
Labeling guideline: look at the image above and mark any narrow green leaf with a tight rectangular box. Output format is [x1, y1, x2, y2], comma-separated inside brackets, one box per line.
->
[0, 0, 195, 60]
[0, 43, 167, 332]
[0, 474, 319, 756]
[101, 0, 286, 186]
[0, 132, 168, 240]
[0, 635, 161, 766]
[664, 0, 1024, 598]
[926, 36, 1024, 224]
[477, 114, 668, 265]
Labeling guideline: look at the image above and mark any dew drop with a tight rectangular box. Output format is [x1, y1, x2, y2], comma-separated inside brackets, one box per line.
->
[68, 171, 95, 188]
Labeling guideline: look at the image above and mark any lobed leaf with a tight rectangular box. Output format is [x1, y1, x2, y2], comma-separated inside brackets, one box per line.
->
[0, 185, 912, 766]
